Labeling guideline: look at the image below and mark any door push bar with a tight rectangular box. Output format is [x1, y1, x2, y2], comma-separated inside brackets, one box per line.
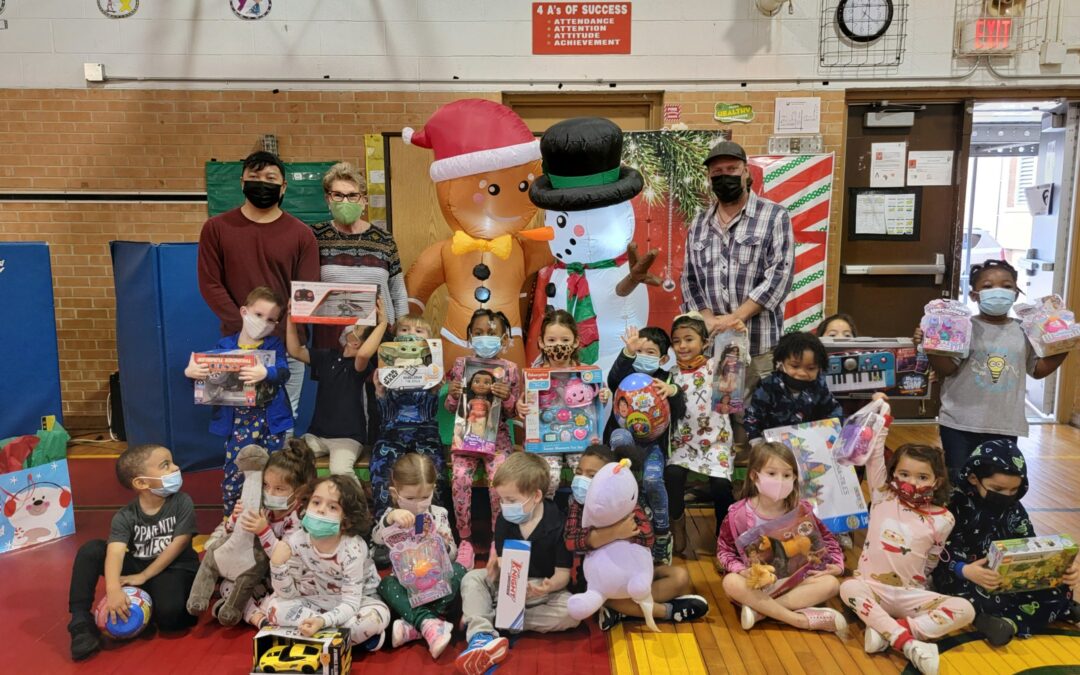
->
[842, 253, 945, 285]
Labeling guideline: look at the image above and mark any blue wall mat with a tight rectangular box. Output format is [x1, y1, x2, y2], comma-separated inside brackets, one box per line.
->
[0, 242, 63, 438]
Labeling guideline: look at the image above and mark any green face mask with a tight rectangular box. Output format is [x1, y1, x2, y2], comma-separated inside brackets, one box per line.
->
[329, 201, 362, 226]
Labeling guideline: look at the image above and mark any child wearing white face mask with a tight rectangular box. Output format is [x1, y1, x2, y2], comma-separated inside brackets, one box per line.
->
[185, 286, 293, 514]
[375, 454, 467, 659]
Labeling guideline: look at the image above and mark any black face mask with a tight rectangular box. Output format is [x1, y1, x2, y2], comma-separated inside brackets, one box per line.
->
[243, 180, 283, 209]
[980, 483, 1018, 513]
[782, 372, 815, 392]
[711, 174, 745, 204]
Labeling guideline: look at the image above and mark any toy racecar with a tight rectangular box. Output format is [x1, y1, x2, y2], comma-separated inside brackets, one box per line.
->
[258, 642, 323, 673]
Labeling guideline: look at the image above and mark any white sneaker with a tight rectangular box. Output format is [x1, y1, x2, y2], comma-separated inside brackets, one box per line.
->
[863, 626, 889, 653]
[740, 605, 762, 630]
[903, 640, 940, 675]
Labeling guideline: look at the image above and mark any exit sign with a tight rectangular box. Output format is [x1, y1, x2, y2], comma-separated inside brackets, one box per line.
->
[971, 17, 1013, 51]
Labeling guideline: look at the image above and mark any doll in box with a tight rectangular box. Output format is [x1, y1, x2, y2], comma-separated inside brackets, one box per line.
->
[465, 371, 496, 438]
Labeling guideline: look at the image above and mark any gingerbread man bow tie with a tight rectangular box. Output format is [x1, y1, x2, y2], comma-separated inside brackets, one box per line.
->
[450, 231, 514, 260]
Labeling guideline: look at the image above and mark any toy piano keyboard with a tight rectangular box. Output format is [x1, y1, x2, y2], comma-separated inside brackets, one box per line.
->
[821, 337, 930, 399]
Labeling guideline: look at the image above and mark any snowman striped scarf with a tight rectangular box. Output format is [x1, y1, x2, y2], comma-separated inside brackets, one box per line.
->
[555, 252, 628, 365]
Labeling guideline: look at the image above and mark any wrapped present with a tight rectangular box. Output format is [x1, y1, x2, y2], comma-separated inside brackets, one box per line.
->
[192, 350, 277, 407]
[289, 281, 377, 326]
[764, 418, 869, 534]
[451, 358, 505, 457]
[735, 502, 827, 597]
[834, 399, 892, 466]
[920, 299, 972, 358]
[1015, 294, 1080, 358]
[384, 514, 453, 608]
[0, 458, 75, 554]
[987, 534, 1079, 594]
[375, 337, 444, 390]
[712, 330, 750, 415]
[252, 627, 351, 675]
[822, 337, 931, 399]
[523, 367, 603, 454]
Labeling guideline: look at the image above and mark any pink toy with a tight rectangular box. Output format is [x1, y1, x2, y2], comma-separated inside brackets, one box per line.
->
[384, 514, 453, 608]
[834, 399, 891, 466]
[563, 379, 596, 408]
[919, 299, 972, 358]
[566, 459, 659, 632]
[1016, 294, 1080, 357]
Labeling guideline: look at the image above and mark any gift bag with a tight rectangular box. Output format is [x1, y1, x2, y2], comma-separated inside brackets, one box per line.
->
[833, 399, 892, 467]
[919, 299, 972, 358]
[0, 458, 76, 554]
[764, 418, 869, 534]
[384, 514, 453, 608]
[712, 330, 750, 415]
[451, 358, 505, 458]
[1015, 294, 1080, 358]
[735, 502, 827, 597]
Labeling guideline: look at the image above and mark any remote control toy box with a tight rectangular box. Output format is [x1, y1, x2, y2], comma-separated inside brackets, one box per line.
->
[251, 627, 351, 675]
[290, 281, 377, 326]
[193, 350, 277, 407]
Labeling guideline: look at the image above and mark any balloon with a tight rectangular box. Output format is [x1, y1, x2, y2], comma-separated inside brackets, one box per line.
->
[613, 373, 670, 442]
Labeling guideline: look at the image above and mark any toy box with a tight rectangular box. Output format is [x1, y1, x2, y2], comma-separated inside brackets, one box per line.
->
[712, 330, 750, 415]
[384, 514, 453, 607]
[251, 627, 351, 675]
[375, 338, 444, 390]
[920, 299, 972, 358]
[833, 398, 891, 466]
[0, 458, 75, 555]
[495, 539, 531, 631]
[192, 350, 277, 407]
[1016, 294, 1080, 358]
[522, 366, 604, 454]
[735, 502, 827, 597]
[821, 337, 931, 399]
[451, 358, 506, 457]
[987, 534, 1079, 594]
[764, 418, 869, 534]
[289, 281, 377, 326]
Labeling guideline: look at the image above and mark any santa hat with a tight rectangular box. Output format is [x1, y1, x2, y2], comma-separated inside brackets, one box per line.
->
[403, 99, 540, 183]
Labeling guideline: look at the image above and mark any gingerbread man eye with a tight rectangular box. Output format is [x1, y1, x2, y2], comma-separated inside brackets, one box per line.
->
[518, 180, 529, 192]
[487, 184, 501, 196]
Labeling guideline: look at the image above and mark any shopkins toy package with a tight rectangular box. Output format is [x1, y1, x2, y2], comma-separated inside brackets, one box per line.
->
[383, 514, 453, 608]
[919, 299, 972, 358]
[1016, 294, 1080, 358]
[451, 358, 505, 457]
[523, 366, 603, 454]
[712, 330, 750, 415]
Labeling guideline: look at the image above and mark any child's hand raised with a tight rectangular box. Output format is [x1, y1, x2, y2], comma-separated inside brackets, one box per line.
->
[491, 381, 511, 400]
[962, 558, 1002, 591]
[621, 326, 644, 355]
[239, 362, 268, 384]
[386, 508, 415, 530]
[374, 297, 386, 326]
[298, 616, 326, 637]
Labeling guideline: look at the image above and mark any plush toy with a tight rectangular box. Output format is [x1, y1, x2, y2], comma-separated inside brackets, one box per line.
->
[567, 458, 659, 632]
[746, 563, 777, 591]
[186, 444, 269, 626]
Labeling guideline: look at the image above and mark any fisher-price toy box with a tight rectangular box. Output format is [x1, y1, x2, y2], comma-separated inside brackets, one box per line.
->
[375, 338, 444, 390]
[251, 627, 351, 675]
[987, 534, 1079, 594]
[523, 366, 604, 454]
[289, 281, 377, 326]
[495, 539, 531, 631]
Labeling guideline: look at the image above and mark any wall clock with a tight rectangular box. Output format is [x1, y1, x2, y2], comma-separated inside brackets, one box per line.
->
[836, 0, 894, 43]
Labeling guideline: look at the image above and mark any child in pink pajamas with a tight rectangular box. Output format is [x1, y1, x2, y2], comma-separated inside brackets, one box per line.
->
[840, 438, 974, 675]
[445, 309, 522, 569]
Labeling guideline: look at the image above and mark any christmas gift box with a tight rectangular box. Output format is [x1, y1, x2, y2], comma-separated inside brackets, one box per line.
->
[289, 281, 377, 326]
[192, 350, 277, 407]
[764, 418, 869, 534]
[735, 502, 828, 597]
[987, 534, 1079, 594]
[0, 423, 75, 555]
[251, 627, 351, 675]
[833, 399, 892, 467]
[712, 330, 750, 415]
[495, 539, 531, 631]
[375, 338, 444, 390]
[821, 337, 931, 399]
[451, 358, 506, 457]
[919, 299, 972, 358]
[522, 366, 604, 454]
[1015, 294, 1080, 358]
[384, 514, 453, 608]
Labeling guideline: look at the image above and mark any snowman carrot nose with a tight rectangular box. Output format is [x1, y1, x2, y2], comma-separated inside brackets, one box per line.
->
[519, 226, 555, 241]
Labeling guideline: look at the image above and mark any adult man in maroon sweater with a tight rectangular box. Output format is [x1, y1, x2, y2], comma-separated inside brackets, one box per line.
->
[197, 151, 320, 416]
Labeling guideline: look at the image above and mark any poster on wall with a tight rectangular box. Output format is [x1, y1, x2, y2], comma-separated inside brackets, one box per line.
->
[364, 134, 388, 230]
[532, 2, 631, 54]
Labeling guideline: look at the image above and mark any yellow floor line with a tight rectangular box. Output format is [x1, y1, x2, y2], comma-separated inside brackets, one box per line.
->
[616, 624, 707, 675]
[609, 622, 635, 675]
[940, 634, 1080, 673]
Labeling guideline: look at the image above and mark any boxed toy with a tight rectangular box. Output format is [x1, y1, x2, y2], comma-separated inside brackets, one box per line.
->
[920, 299, 972, 358]
[250, 627, 351, 675]
[822, 337, 931, 399]
[522, 366, 603, 454]
[375, 338, 444, 390]
[833, 398, 891, 466]
[764, 418, 869, 534]
[495, 539, 531, 631]
[987, 534, 1079, 594]
[289, 281, 377, 326]
[735, 502, 827, 597]
[451, 358, 506, 457]
[1015, 294, 1080, 358]
[712, 330, 750, 415]
[192, 350, 277, 407]
[384, 514, 453, 608]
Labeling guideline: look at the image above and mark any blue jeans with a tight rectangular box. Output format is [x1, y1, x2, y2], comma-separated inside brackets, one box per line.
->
[643, 445, 670, 535]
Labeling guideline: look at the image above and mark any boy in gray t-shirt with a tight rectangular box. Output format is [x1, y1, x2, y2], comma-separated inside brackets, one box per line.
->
[67, 444, 199, 661]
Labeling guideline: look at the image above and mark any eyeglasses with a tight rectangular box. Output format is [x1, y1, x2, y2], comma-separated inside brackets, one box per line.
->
[328, 191, 364, 203]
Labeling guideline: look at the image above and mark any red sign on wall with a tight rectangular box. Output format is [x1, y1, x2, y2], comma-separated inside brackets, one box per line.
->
[532, 3, 632, 55]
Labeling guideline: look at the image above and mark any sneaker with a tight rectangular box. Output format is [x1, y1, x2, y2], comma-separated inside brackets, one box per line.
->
[69, 621, 101, 661]
[302, 433, 328, 457]
[391, 619, 422, 648]
[740, 604, 763, 630]
[610, 429, 634, 449]
[457, 540, 476, 569]
[796, 607, 848, 637]
[455, 632, 509, 675]
[421, 618, 454, 659]
[358, 630, 385, 652]
[863, 626, 889, 653]
[975, 613, 1016, 647]
[1068, 601, 1080, 623]
[670, 595, 710, 623]
[652, 534, 673, 566]
[902, 639, 940, 675]
[598, 606, 625, 632]
[372, 543, 391, 570]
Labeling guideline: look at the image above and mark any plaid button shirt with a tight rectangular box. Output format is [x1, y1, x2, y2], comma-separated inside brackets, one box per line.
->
[680, 191, 795, 356]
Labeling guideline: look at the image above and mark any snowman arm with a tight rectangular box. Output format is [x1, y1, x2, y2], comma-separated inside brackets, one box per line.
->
[404, 242, 447, 312]
[521, 238, 555, 277]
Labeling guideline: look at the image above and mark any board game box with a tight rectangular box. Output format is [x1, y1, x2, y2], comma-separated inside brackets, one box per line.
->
[987, 534, 1079, 594]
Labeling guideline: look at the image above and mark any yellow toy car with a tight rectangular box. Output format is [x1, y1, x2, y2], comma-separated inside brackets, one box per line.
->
[258, 643, 323, 673]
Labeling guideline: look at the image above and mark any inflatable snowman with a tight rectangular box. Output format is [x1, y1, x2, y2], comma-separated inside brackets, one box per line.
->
[525, 117, 656, 378]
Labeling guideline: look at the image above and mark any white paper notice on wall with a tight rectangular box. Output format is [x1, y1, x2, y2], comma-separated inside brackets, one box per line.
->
[1025, 183, 1053, 215]
[906, 151, 954, 186]
[870, 142, 907, 188]
[855, 192, 917, 236]
[369, 170, 385, 184]
[774, 97, 821, 134]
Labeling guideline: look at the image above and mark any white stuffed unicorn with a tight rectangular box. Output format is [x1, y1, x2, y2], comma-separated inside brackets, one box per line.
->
[567, 458, 659, 632]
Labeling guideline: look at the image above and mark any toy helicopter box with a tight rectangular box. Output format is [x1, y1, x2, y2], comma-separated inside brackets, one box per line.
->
[522, 366, 603, 454]
[821, 337, 931, 400]
[375, 338, 444, 390]
[987, 534, 1079, 594]
[495, 539, 532, 631]
[193, 349, 277, 407]
[290, 281, 377, 326]
[251, 627, 351, 675]
[451, 358, 506, 457]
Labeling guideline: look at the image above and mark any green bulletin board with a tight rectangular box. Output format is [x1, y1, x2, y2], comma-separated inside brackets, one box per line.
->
[205, 161, 338, 225]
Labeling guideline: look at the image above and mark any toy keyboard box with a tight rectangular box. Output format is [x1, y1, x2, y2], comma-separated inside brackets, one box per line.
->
[0, 458, 75, 555]
[375, 338, 444, 390]
[193, 350, 277, 407]
[821, 337, 931, 399]
[764, 418, 869, 534]
[289, 281, 377, 326]
[987, 534, 1079, 594]
[251, 627, 351, 675]
[496, 539, 531, 630]
[451, 357, 506, 457]
[523, 366, 603, 454]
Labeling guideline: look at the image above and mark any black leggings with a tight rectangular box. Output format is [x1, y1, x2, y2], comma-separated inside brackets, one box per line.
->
[664, 465, 735, 536]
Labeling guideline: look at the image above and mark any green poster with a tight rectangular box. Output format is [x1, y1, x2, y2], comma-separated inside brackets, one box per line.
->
[205, 161, 338, 225]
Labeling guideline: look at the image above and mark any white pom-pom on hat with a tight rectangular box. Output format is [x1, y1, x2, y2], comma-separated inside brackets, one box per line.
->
[402, 127, 415, 145]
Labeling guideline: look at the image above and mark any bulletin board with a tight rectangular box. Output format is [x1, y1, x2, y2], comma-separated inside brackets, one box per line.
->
[205, 161, 337, 225]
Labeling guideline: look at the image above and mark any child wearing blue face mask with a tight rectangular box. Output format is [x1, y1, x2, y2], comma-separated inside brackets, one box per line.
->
[67, 444, 199, 661]
[445, 308, 522, 569]
[924, 260, 1068, 476]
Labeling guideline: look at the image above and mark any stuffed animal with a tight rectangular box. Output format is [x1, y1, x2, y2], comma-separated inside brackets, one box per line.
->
[567, 458, 659, 632]
[746, 563, 777, 591]
[186, 444, 269, 626]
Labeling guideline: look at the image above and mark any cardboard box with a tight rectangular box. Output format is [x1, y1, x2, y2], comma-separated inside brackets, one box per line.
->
[193, 349, 277, 407]
[290, 281, 377, 326]
[821, 337, 931, 399]
[451, 358, 507, 457]
[375, 338, 444, 390]
[1016, 294, 1080, 358]
[251, 627, 351, 675]
[0, 459, 76, 554]
[495, 539, 531, 631]
[987, 534, 1079, 594]
[522, 366, 604, 454]
[920, 299, 972, 358]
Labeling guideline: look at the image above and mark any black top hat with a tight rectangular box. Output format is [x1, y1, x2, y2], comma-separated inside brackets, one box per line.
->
[529, 117, 643, 212]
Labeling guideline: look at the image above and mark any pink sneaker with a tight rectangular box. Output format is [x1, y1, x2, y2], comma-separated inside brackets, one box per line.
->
[421, 618, 454, 659]
[391, 619, 422, 648]
[796, 607, 848, 637]
[456, 540, 475, 568]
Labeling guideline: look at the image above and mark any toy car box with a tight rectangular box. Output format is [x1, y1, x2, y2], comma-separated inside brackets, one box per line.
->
[495, 539, 531, 631]
[193, 349, 277, 407]
[522, 366, 603, 454]
[821, 337, 931, 399]
[451, 357, 506, 457]
[987, 534, 1079, 594]
[289, 281, 377, 326]
[251, 627, 351, 675]
[375, 338, 444, 390]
